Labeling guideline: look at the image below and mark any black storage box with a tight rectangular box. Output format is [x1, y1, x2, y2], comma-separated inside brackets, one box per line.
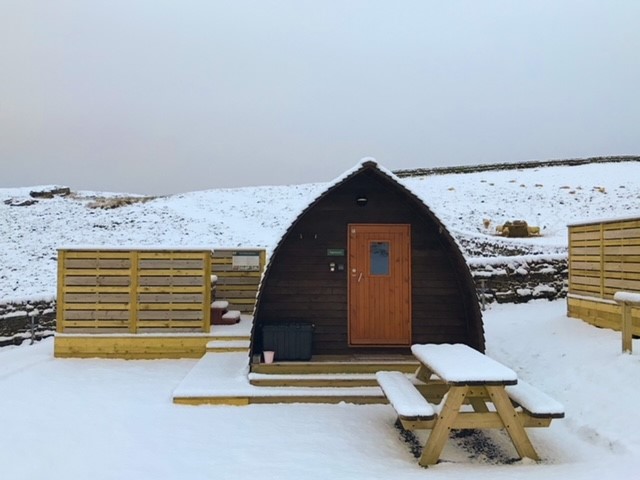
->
[261, 323, 314, 361]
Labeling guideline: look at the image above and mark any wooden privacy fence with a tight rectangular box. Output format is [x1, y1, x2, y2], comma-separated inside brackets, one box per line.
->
[211, 249, 266, 314]
[57, 249, 212, 333]
[57, 248, 267, 335]
[567, 217, 640, 334]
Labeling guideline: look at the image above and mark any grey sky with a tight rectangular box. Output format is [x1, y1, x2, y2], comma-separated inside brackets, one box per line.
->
[1, 1, 639, 195]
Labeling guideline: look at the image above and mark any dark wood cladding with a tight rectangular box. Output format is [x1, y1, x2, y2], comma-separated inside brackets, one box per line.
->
[252, 163, 485, 357]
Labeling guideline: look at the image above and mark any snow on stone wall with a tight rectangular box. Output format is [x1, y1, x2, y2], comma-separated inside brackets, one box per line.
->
[470, 256, 568, 304]
[0, 299, 56, 346]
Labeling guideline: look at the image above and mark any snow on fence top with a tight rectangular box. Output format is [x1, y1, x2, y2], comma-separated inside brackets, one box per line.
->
[568, 214, 640, 227]
[613, 292, 640, 304]
[58, 245, 219, 251]
[467, 253, 567, 267]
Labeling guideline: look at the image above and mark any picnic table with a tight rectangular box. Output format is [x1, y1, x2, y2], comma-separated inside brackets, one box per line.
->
[376, 343, 564, 467]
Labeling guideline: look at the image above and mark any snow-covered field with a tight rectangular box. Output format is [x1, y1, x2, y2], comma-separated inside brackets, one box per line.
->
[2, 160, 640, 478]
[1, 161, 639, 302]
[1, 300, 639, 479]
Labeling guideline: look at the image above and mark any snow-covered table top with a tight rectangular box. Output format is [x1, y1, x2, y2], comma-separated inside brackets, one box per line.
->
[411, 343, 518, 386]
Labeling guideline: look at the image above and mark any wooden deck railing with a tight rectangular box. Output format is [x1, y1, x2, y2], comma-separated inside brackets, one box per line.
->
[614, 292, 640, 353]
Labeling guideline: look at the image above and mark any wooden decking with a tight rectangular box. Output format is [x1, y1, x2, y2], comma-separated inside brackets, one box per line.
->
[54, 316, 253, 359]
[54, 312, 421, 405]
[54, 333, 227, 359]
[172, 351, 419, 405]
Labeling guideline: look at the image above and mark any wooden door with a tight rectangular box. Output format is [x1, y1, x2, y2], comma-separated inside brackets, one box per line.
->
[348, 224, 411, 346]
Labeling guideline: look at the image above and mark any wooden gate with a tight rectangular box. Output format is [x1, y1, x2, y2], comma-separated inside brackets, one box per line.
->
[348, 224, 411, 346]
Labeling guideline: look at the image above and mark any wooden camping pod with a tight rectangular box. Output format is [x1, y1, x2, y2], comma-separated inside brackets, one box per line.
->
[250, 161, 485, 359]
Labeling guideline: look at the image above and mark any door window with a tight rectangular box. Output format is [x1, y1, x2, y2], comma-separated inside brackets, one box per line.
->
[370, 242, 390, 275]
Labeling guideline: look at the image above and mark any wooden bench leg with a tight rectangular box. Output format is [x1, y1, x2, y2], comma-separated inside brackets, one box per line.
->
[486, 386, 540, 461]
[415, 365, 433, 383]
[468, 397, 489, 413]
[419, 386, 468, 466]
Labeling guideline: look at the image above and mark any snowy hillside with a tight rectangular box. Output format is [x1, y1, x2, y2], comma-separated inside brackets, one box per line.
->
[1, 161, 639, 302]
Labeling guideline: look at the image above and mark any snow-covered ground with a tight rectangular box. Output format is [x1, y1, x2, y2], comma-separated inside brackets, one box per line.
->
[1, 300, 639, 479]
[1, 161, 639, 302]
[2, 161, 640, 478]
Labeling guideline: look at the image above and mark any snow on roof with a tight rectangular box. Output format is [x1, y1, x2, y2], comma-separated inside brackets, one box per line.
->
[267, 157, 459, 257]
[264, 158, 376, 247]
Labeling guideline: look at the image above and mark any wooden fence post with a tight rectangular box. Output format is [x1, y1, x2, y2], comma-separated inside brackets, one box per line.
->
[203, 250, 212, 333]
[613, 292, 638, 354]
[129, 250, 139, 334]
[56, 249, 66, 333]
[621, 302, 632, 354]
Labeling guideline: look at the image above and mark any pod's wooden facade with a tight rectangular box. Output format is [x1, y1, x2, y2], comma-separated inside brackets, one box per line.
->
[251, 161, 485, 360]
[567, 217, 640, 334]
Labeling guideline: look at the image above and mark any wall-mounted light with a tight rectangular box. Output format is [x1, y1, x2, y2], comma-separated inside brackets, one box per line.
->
[356, 195, 368, 207]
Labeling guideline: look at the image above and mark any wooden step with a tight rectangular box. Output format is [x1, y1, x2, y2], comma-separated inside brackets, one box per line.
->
[175, 392, 388, 406]
[249, 357, 419, 388]
[248, 395, 387, 405]
[249, 372, 384, 388]
[172, 352, 390, 406]
[251, 360, 419, 375]
[221, 310, 241, 323]
[206, 339, 250, 353]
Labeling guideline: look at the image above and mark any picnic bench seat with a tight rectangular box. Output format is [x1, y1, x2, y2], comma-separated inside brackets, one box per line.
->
[376, 371, 436, 421]
[506, 380, 565, 419]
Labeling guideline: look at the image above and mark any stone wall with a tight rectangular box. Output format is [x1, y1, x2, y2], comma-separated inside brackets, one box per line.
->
[394, 155, 639, 178]
[0, 298, 56, 347]
[469, 255, 568, 306]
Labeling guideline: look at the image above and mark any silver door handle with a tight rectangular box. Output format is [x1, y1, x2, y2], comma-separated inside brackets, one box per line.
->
[357, 272, 363, 283]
